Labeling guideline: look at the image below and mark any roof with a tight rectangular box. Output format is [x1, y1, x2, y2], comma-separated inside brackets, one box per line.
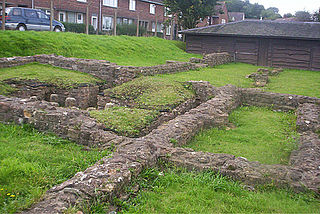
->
[139, 0, 164, 5]
[181, 20, 320, 40]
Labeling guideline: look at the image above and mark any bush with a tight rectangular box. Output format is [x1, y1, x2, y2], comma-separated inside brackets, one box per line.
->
[116, 24, 147, 36]
[62, 22, 96, 34]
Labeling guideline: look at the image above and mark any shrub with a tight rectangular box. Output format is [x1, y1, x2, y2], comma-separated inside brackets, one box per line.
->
[62, 22, 96, 34]
[116, 24, 147, 36]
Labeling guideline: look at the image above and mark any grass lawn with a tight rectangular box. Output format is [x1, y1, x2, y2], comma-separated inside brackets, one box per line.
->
[158, 63, 256, 88]
[0, 63, 103, 88]
[186, 106, 298, 165]
[89, 107, 159, 137]
[105, 76, 195, 111]
[265, 69, 320, 98]
[119, 167, 320, 214]
[0, 123, 111, 213]
[0, 31, 199, 66]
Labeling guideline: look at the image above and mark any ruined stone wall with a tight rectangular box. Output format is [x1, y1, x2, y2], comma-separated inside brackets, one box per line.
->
[190, 52, 233, 67]
[240, 88, 320, 111]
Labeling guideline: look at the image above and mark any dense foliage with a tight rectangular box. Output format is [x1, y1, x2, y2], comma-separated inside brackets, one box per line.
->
[164, 0, 217, 29]
[62, 22, 95, 34]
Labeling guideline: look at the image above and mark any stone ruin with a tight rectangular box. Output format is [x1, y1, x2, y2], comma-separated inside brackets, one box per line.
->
[0, 53, 319, 213]
[246, 68, 284, 87]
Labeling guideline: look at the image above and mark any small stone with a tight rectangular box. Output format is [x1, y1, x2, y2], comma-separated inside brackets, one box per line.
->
[87, 107, 96, 111]
[76, 211, 83, 214]
[65, 97, 77, 107]
[29, 96, 38, 101]
[50, 94, 59, 103]
[105, 103, 115, 109]
[305, 120, 311, 124]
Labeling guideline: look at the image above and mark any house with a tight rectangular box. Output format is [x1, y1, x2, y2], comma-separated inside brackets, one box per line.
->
[228, 12, 245, 22]
[2, 0, 175, 38]
[197, 1, 229, 28]
[181, 20, 320, 71]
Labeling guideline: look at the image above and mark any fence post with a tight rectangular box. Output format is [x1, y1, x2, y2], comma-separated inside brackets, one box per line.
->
[50, 0, 54, 31]
[113, 10, 117, 36]
[136, 14, 139, 37]
[1, 0, 5, 30]
[86, 5, 89, 35]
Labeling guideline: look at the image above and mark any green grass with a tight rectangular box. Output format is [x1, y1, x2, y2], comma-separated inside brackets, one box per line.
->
[89, 107, 160, 137]
[105, 76, 195, 111]
[0, 123, 111, 213]
[120, 167, 320, 214]
[158, 63, 256, 88]
[0, 63, 103, 90]
[265, 69, 320, 98]
[0, 31, 199, 66]
[186, 106, 298, 165]
[0, 82, 16, 96]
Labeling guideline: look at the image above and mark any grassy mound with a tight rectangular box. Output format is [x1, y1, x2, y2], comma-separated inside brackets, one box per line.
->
[0, 123, 111, 213]
[90, 107, 159, 137]
[105, 76, 195, 111]
[186, 106, 298, 165]
[0, 63, 103, 96]
[0, 31, 199, 66]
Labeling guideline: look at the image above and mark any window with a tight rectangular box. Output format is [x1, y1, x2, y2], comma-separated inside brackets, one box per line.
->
[150, 4, 155, 14]
[77, 13, 83, 24]
[77, 0, 87, 2]
[59, 12, 66, 22]
[12, 8, 22, 16]
[139, 20, 148, 29]
[151, 21, 155, 32]
[129, 0, 136, 11]
[166, 25, 171, 36]
[38, 11, 49, 19]
[25, 9, 38, 18]
[92, 15, 98, 30]
[102, 16, 113, 30]
[103, 0, 117, 8]
[67, 12, 76, 23]
[221, 19, 226, 24]
[123, 18, 128, 24]
[164, 7, 172, 17]
[157, 23, 163, 32]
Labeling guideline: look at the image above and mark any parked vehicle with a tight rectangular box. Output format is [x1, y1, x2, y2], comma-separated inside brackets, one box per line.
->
[0, 7, 65, 32]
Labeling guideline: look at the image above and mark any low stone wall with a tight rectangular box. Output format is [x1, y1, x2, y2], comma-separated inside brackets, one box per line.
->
[190, 52, 233, 67]
[4, 79, 99, 109]
[0, 56, 35, 68]
[240, 88, 320, 111]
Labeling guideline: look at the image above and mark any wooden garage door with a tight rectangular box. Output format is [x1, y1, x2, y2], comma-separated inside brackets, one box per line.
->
[234, 39, 258, 65]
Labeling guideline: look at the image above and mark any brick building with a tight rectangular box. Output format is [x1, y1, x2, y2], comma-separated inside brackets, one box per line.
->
[2, 0, 175, 37]
[197, 1, 229, 28]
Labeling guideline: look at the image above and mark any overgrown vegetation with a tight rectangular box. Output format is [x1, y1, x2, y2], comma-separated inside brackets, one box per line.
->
[105, 76, 195, 111]
[186, 106, 298, 165]
[88, 165, 319, 213]
[89, 107, 160, 137]
[0, 123, 111, 213]
[0, 31, 199, 66]
[0, 63, 103, 91]
[0, 82, 16, 96]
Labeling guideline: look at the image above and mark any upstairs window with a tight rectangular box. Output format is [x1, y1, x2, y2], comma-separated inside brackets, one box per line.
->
[77, 0, 87, 2]
[103, 0, 118, 8]
[129, 0, 136, 11]
[150, 4, 156, 14]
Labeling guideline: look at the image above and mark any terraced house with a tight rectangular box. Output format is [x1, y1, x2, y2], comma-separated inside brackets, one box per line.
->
[2, 0, 175, 37]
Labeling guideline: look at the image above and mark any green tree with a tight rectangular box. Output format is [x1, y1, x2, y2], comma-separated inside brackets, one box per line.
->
[295, 11, 312, 22]
[283, 13, 293, 18]
[164, 0, 217, 29]
[261, 7, 282, 20]
[313, 9, 320, 22]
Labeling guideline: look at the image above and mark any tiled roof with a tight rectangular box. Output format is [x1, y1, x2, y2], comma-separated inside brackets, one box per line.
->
[181, 20, 320, 40]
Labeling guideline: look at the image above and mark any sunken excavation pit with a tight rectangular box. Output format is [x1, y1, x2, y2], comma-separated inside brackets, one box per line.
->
[0, 54, 319, 213]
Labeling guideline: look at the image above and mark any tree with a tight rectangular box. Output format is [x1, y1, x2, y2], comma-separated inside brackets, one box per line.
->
[295, 11, 312, 22]
[261, 7, 281, 20]
[283, 13, 293, 18]
[312, 9, 320, 22]
[164, 0, 217, 29]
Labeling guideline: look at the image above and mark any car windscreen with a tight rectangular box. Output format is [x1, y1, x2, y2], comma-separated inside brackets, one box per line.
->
[0, 8, 11, 16]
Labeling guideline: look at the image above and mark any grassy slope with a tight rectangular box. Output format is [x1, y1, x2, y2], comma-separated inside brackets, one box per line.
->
[0, 124, 111, 213]
[90, 107, 159, 137]
[186, 106, 298, 165]
[0, 31, 199, 66]
[121, 167, 319, 214]
[0, 63, 103, 88]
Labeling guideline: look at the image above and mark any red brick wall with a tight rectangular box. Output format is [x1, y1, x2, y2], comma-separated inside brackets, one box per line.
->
[5, 0, 168, 34]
